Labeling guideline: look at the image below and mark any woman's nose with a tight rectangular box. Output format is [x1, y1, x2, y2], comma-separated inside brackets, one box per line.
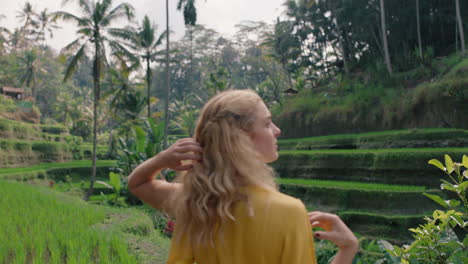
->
[273, 124, 281, 137]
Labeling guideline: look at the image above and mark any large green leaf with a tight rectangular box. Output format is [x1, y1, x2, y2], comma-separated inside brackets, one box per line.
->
[444, 154, 454, 174]
[428, 159, 445, 172]
[463, 155, 468, 169]
[109, 172, 121, 193]
[423, 193, 449, 209]
[440, 180, 456, 192]
[133, 126, 146, 153]
[458, 181, 468, 192]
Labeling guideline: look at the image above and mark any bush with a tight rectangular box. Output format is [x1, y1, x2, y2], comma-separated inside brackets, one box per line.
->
[0, 96, 17, 112]
[382, 155, 468, 263]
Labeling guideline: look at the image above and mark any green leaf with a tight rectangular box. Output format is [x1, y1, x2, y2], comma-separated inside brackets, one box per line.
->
[109, 172, 121, 193]
[448, 199, 460, 208]
[463, 155, 468, 168]
[450, 214, 464, 227]
[440, 181, 456, 192]
[458, 181, 468, 191]
[445, 154, 454, 174]
[428, 159, 446, 172]
[423, 193, 449, 209]
[133, 126, 146, 154]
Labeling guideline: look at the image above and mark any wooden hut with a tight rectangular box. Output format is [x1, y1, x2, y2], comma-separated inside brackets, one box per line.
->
[0, 87, 24, 100]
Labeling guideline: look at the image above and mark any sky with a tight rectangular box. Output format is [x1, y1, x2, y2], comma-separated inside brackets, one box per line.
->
[0, 0, 287, 52]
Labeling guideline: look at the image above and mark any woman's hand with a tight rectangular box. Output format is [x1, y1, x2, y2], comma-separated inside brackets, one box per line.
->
[127, 138, 202, 214]
[158, 138, 202, 171]
[308, 211, 359, 262]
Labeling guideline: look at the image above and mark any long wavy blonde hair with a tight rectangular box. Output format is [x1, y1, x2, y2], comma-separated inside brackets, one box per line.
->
[173, 89, 277, 248]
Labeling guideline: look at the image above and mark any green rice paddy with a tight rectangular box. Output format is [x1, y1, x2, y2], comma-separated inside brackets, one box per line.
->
[0, 180, 138, 263]
[0, 160, 115, 175]
[276, 178, 426, 192]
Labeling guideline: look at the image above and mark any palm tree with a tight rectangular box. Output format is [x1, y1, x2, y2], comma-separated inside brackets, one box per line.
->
[177, 0, 197, 97]
[455, 0, 466, 57]
[19, 48, 39, 102]
[0, 15, 11, 54]
[164, 0, 170, 149]
[380, 0, 393, 75]
[35, 9, 60, 46]
[262, 18, 301, 96]
[16, 1, 38, 48]
[131, 15, 166, 118]
[415, 0, 423, 59]
[53, 0, 135, 200]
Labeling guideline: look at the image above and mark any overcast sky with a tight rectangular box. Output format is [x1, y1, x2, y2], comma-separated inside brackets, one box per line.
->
[1, 0, 287, 52]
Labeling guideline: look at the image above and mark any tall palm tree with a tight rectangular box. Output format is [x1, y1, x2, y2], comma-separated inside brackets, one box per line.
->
[53, 0, 135, 200]
[177, 0, 197, 95]
[380, 0, 393, 75]
[131, 15, 166, 118]
[262, 18, 301, 95]
[415, 0, 423, 59]
[35, 9, 60, 46]
[16, 1, 38, 49]
[455, 0, 466, 57]
[0, 15, 11, 54]
[164, 0, 170, 149]
[19, 48, 39, 102]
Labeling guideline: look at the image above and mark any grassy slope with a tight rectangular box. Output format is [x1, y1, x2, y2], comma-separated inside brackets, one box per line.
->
[0, 160, 115, 175]
[276, 178, 426, 192]
[0, 180, 170, 263]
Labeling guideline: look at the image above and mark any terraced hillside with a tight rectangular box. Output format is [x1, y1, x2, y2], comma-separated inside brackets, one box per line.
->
[0, 118, 107, 167]
[273, 128, 468, 242]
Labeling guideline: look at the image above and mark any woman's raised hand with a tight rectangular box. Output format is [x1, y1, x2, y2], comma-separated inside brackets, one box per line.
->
[159, 138, 202, 171]
[308, 211, 359, 251]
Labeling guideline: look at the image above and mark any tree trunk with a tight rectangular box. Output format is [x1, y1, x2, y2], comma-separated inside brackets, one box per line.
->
[455, 0, 466, 57]
[146, 58, 151, 118]
[85, 43, 99, 201]
[189, 25, 193, 92]
[380, 0, 393, 75]
[163, 0, 170, 149]
[416, 0, 423, 59]
[333, 10, 349, 74]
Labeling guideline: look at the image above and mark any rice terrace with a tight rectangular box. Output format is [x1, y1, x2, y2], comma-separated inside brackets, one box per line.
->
[0, 0, 467, 263]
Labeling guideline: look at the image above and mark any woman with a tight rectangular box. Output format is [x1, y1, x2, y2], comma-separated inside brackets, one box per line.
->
[128, 89, 358, 264]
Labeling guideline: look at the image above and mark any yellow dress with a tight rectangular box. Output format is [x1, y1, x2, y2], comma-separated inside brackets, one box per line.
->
[167, 186, 317, 264]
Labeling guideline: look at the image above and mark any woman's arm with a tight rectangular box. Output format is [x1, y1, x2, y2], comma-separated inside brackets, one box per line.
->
[128, 138, 202, 215]
[308, 212, 359, 264]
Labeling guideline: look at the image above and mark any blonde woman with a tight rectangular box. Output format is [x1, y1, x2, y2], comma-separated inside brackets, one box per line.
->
[128, 89, 358, 264]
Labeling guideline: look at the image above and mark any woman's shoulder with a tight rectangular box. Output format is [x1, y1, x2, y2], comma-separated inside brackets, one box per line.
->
[247, 186, 307, 214]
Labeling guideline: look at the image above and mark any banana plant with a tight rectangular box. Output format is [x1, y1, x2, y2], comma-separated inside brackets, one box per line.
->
[115, 118, 165, 177]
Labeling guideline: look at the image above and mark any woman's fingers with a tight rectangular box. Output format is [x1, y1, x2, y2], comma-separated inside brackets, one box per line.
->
[175, 144, 203, 154]
[174, 164, 194, 171]
[308, 211, 359, 250]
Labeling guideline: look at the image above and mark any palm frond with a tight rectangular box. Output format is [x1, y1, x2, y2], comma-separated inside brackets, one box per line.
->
[76, 27, 93, 37]
[64, 44, 86, 81]
[153, 30, 167, 47]
[107, 28, 134, 41]
[101, 3, 135, 27]
[62, 37, 86, 53]
[108, 39, 139, 65]
[51, 11, 83, 25]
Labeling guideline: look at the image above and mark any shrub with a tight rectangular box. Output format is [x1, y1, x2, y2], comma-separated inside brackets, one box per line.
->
[382, 155, 468, 263]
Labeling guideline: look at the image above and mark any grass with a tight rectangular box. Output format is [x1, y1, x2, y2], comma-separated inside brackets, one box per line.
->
[279, 147, 468, 154]
[0, 180, 138, 263]
[277, 178, 426, 192]
[0, 160, 116, 175]
[278, 128, 467, 143]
